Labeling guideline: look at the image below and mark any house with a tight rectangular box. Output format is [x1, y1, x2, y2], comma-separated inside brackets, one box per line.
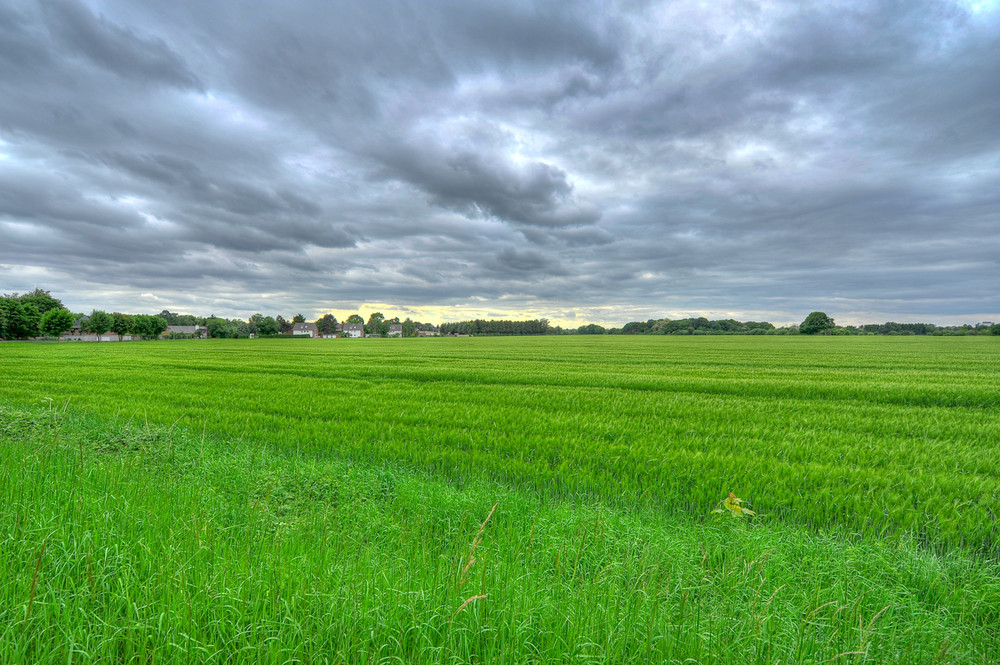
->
[387, 323, 403, 337]
[69, 316, 90, 336]
[343, 323, 364, 338]
[62, 332, 126, 342]
[416, 329, 437, 337]
[292, 322, 319, 338]
[163, 325, 207, 338]
[61, 315, 130, 341]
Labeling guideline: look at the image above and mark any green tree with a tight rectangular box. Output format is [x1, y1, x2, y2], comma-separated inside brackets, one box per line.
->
[990, 323, 1000, 336]
[258, 316, 280, 335]
[111, 313, 133, 341]
[248, 313, 265, 335]
[17, 288, 64, 314]
[21, 302, 41, 338]
[85, 310, 113, 341]
[577, 323, 606, 334]
[366, 312, 386, 336]
[149, 316, 169, 339]
[40, 308, 75, 339]
[317, 313, 338, 335]
[292, 313, 306, 324]
[0, 298, 40, 339]
[800, 311, 835, 335]
[0, 299, 8, 339]
[345, 314, 364, 324]
[206, 317, 236, 339]
[401, 318, 416, 337]
[131, 315, 168, 340]
[276, 315, 293, 334]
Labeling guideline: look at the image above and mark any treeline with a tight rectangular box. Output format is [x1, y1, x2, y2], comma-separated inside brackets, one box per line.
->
[439, 319, 551, 336]
[605, 316, 1000, 336]
[613, 318, 779, 335]
[1, 289, 76, 340]
[828, 323, 997, 336]
[4, 289, 999, 341]
[194, 311, 438, 338]
[0, 291, 172, 341]
[0, 291, 444, 340]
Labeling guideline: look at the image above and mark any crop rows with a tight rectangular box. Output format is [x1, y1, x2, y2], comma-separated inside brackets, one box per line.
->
[2, 336, 998, 554]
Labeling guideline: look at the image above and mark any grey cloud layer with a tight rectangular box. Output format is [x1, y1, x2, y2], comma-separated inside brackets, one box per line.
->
[1, 0, 997, 323]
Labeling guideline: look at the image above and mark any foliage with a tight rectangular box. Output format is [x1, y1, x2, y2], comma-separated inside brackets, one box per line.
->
[258, 316, 279, 336]
[206, 317, 237, 339]
[799, 311, 836, 335]
[712, 492, 757, 519]
[292, 313, 305, 323]
[618, 318, 777, 335]
[248, 313, 280, 336]
[577, 323, 606, 334]
[248, 313, 265, 334]
[157, 309, 198, 326]
[401, 317, 417, 337]
[130, 314, 168, 340]
[366, 311, 386, 336]
[345, 314, 364, 324]
[84, 310, 113, 340]
[40, 308, 75, 338]
[317, 313, 338, 335]
[13, 288, 64, 315]
[111, 313, 133, 341]
[0, 297, 40, 339]
[439, 319, 550, 336]
[860, 321, 936, 335]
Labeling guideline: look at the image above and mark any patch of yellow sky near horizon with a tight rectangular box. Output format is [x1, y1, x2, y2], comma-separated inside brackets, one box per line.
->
[313, 303, 801, 329]
[314, 303, 623, 328]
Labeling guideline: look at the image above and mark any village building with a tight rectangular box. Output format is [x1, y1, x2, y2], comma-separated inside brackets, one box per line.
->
[292, 322, 319, 338]
[387, 323, 403, 337]
[163, 325, 207, 338]
[342, 323, 364, 338]
[61, 315, 131, 341]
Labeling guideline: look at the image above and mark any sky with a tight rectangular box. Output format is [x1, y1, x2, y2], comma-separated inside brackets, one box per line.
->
[1, 0, 998, 327]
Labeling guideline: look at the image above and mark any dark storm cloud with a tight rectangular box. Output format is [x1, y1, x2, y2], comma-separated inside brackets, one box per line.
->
[369, 128, 601, 228]
[1, 0, 998, 324]
[39, 0, 203, 91]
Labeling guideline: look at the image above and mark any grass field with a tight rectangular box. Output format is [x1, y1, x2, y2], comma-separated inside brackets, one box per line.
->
[1, 336, 999, 662]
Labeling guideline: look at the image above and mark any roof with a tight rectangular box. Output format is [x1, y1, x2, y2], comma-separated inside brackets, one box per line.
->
[388, 323, 403, 331]
[343, 323, 364, 331]
[293, 322, 318, 331]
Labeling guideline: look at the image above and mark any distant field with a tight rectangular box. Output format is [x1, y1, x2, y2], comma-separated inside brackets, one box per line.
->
[2, 336, 998, 550]
[2, 336, 999, 662]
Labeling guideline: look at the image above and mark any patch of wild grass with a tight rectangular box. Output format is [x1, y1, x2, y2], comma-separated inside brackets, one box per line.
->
[1, 405, 998, 663]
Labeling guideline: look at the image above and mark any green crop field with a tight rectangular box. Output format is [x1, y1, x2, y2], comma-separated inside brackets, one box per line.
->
[1, 336, 999, 663]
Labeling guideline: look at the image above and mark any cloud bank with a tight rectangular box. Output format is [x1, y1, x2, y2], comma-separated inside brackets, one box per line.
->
[1, 0, 998, 325]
